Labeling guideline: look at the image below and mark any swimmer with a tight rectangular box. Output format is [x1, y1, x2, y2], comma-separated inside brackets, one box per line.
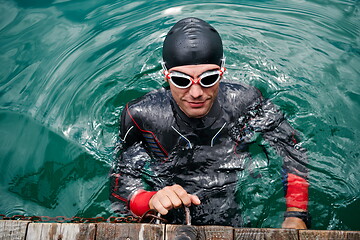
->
[110, 17, 310, 229]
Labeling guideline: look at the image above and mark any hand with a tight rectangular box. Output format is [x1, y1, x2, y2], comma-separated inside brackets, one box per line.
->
[149, 184, 201, 215]
[282, 207, 307, 229]
[282, 217, 307, 229]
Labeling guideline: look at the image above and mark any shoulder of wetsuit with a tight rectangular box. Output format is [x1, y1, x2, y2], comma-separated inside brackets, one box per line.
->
[218, 81, 263, 113]
[122, 87, 173, 132]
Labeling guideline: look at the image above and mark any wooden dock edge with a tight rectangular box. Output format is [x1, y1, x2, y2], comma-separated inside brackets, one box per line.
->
[0, 220, 359, 240]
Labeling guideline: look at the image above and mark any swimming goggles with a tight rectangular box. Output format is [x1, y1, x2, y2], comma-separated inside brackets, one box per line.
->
[161, 59, 226, 89]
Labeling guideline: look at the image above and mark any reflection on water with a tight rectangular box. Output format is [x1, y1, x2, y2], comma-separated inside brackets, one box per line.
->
[0, 0, 359, 230]
[0, 111, 109, 217]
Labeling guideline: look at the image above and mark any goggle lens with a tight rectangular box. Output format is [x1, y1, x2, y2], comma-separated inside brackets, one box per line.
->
[171, 76, 192, 88]
[201, 74, 220, 87]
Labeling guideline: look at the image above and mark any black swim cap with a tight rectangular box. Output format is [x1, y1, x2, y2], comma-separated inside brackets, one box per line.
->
[162, 17, 223, 69]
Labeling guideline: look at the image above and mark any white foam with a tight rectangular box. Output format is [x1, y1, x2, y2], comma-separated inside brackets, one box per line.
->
[163, 6, 183, 15]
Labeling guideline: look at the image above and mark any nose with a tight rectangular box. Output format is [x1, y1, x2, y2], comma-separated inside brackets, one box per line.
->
[188, 83, 203, 99]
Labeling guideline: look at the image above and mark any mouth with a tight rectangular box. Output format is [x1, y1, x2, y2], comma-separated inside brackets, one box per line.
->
[188, 101, 205, 108]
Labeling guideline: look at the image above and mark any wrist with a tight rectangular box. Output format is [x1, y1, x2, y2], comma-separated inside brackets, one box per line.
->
[129, 190, 157, 216]
[284, 211, 311, 229]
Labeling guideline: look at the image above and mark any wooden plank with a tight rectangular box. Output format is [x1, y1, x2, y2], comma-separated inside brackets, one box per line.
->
[96, 223, 164, 240]
[234, 228, 298, 240]
[165, 225, 198, 240]
[166, 224, 233, 240]
[26, 223, 96, 240]
[196, 225, 234, 240]
[346, 231, 360, 240]
[299, 230, 360, 240]
[3, 220, 359, 240]
[0, 220, 30, 240]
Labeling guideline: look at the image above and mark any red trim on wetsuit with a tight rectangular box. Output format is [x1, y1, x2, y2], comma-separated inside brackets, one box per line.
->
[291, 133, 298, 144]
[129, 190, 157, 216]
[126, 104, 168, 156]
[112, 193, 127, 202]
[286, 173, 309, 210]
[111, 174, 128, 202]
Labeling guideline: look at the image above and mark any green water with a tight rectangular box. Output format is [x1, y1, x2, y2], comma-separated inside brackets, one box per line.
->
[0, 0, 359, 230]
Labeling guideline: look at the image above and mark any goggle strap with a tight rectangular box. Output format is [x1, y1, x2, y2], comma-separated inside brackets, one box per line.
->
[164, 70, 170, 79]
[220, 67, 226, 75]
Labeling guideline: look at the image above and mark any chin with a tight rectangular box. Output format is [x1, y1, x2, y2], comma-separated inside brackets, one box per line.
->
[186, 109, 208, 118]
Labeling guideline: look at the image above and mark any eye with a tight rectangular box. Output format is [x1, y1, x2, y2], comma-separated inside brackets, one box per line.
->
[171, 76, 190, 87]
[201, 74, 219, 86]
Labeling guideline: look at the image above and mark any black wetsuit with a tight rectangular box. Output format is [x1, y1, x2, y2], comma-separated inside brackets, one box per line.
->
[110, 81, 308, 227]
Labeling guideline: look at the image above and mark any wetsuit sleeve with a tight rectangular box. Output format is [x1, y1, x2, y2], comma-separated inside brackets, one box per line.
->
[259, 100, 309, 211]
[110, 104, 156, 216]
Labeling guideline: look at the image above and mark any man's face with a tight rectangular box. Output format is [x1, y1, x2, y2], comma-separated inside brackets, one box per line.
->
[166, 64, 221, 118]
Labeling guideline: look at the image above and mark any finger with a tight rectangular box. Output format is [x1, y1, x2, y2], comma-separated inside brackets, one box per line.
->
[155, 189, 177, 210]
[189, 194, 201, 205]
[162, 186, 183, 208]
[150, 195, 169, 215]
[151, 188, 183, 213]
[171, 184, 192, 207]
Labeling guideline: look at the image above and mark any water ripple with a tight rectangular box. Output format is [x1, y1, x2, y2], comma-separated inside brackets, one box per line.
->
[0, 0, 359, 230]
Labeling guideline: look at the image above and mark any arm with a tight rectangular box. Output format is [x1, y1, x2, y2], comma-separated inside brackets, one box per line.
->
[111, 150, 201, 217]
[110, 141, 154, 216]
[255, 100, 310, 229]
[111, 145, 201, 217]
[110, 104, 154, 216]
[110, 104, 200, 217]
[267, 121, 309, 229]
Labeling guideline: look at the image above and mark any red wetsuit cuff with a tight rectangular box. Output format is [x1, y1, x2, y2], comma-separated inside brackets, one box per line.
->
[129, 190, 157, 216]
[285, 173, 309, 210]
